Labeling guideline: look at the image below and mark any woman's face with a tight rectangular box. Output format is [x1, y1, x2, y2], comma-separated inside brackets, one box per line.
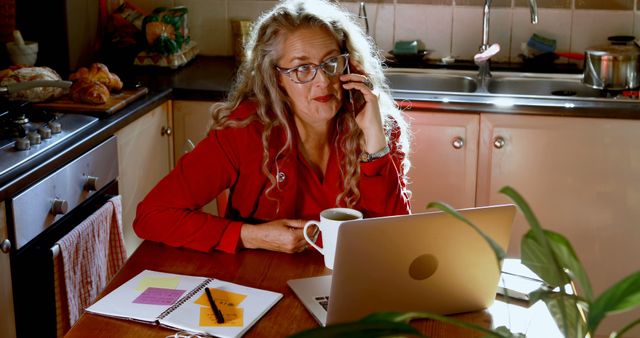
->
[277, 26, 344, 127]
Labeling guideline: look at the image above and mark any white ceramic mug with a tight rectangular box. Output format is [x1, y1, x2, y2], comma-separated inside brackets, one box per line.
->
[304, 208, 363, 269]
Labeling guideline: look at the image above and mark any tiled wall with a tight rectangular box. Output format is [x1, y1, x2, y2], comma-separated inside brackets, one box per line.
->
[130, 0, 640, 63]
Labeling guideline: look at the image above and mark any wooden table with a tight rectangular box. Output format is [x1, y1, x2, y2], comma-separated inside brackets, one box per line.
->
[66, 241, 562, 337]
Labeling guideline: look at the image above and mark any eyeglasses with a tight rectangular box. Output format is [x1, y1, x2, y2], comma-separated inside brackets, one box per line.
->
[276, 53, 349, 84]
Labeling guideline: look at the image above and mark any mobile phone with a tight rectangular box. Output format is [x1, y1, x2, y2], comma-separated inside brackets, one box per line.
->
[344, 63, 366, 115]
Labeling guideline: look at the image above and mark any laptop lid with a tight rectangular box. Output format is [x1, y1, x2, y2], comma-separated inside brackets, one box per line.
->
[325, 204, 516, 325]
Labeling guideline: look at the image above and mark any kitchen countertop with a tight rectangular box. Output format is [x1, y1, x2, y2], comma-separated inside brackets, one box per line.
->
[0, 56, 235, 197]
[1, 55, 638, 197]
[122, 56, 238, 101]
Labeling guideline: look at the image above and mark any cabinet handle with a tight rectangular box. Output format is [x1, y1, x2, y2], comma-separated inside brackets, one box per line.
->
[451, 137, 464, 149]
[183, 139, 196, 154]
[161, 126, 172, 136]
[1, 239, 10, 254]
[493, 136, 505, 149]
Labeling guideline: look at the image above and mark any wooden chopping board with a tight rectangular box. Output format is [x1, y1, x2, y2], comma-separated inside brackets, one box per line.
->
[33, 87, 149, 116]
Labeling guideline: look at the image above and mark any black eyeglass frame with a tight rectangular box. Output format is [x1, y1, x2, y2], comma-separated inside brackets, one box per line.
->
[276, 53, 350, 84]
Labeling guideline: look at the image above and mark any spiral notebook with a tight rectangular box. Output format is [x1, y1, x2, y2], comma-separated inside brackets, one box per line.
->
[86, 270, 282, 337]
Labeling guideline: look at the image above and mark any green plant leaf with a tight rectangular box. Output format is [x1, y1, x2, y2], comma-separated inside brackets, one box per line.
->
[360, 311, 514, 337]
[529, 289, 589, 338]
[492, 326, 526, 338]
[426, 201, 507, 267]
[521, 230, 566, 287]
[291, 311, 519, 338]
[499, 186, 575, 336]
[360, 311, 420, 323]
[610, 317, 640, 338]
[288, 320, 422, 338]
[499, 187, 567, 285]
[587, 270, 640, 333]
[521, 229, 593, 300]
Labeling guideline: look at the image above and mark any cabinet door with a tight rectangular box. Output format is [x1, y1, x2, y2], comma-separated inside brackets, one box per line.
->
[172, 100, 215, 160]
[477, 113, 640, 335]
[172, 100, 222, 215]
[0, 201, 16, 338]
[116, 102, 173, 256]
[404, 111, 479, 212]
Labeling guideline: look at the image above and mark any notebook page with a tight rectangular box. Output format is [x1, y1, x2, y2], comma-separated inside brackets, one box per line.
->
[160, 279, 283, 338]
[86, 270, 208, 323]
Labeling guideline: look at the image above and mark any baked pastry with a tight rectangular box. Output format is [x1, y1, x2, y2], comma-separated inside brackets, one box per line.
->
[70, 63, 123, 91]
[69, 78, 110, 104]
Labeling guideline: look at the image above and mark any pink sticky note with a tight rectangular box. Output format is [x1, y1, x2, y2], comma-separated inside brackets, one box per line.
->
[133, 287, 186, 305]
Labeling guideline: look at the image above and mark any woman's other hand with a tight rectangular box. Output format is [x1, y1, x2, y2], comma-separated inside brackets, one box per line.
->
[240, 219, 308, 253]
[340, 61, 387, 153]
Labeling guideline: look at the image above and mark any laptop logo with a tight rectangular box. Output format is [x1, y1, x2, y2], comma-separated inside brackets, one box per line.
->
[409, 254, 439, 280]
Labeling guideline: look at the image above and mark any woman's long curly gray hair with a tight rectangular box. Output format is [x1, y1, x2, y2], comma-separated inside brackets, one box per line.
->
[209, 0, 410, 208]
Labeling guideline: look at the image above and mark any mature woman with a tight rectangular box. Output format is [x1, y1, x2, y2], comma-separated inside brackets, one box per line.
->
[133, 0, 411, 254]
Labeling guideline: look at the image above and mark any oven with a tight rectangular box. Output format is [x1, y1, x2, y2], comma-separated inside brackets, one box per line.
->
[0, 103, 118, 337]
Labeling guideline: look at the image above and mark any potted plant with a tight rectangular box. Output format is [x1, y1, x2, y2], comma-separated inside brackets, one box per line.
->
[291, 186, 640, 338]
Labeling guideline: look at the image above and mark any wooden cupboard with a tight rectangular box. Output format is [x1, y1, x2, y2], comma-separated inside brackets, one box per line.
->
[405, 107, 640, 335]
[477, 113, 640, 335]
[116, 102, 173, 256]
[171, 100, 221, 216]
[403, 111, 479, 212]
[0, 201, 16, 338]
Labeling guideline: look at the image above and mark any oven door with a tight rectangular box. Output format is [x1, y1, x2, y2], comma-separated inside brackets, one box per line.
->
[8, 136, 119, 337]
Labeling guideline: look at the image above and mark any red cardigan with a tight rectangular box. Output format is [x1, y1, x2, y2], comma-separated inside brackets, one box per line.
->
[133, 101, 410, 253]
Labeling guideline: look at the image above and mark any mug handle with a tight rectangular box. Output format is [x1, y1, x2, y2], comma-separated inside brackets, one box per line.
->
[303, 221, 323, 253]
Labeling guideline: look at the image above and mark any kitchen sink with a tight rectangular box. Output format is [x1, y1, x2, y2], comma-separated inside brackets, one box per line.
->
[486, 77, 603, 98]
[385, 72, 478, 93]
[384, 69, 603, 98]
[384, 69, 639, 116]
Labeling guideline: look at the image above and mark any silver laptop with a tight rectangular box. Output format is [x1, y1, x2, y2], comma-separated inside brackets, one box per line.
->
[288, 204, 516, 326]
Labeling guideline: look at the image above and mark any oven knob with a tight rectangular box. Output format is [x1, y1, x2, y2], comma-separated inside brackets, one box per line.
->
[48, 121, 62, 134]
[38, 125, 52, 139]
[14, 137, 30, 151]
[84, 176, 99, 191]
[51, 199, 69, 215]
[28, 131, 42, 145]
[0, 239, 10, 254]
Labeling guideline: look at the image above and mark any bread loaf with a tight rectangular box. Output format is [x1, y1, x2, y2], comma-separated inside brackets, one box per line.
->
[0, 66, 66, 102]
[69, 78, 110, 104]
[70, 63, 123, 91]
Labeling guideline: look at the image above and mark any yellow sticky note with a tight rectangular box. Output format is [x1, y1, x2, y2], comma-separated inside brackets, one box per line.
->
[199, 305, 244, 327]
[194, 288, 247, 327]
[135, 276, 181, 291]
[194, 288, 247, 308]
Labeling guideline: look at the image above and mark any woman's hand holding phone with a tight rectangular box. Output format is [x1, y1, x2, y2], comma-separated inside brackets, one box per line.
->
[340, 61, 387, 154]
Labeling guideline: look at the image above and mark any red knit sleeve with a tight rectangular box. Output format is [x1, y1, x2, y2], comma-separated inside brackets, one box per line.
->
[133, 103, 259, 253]
[357, 119, 410, 217]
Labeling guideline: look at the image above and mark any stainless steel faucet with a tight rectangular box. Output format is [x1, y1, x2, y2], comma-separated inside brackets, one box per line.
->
[358, 2, 369, 35]
[476, 0, 538, 90]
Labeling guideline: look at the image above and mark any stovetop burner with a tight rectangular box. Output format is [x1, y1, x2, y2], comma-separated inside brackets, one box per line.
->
[0, 109, 64, 147]
[0, 102, 99, 180]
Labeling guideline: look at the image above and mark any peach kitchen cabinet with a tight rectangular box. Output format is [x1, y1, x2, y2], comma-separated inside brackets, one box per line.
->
[116, 101, 174, 256]
[172, 100, 223, 216]
[476, 113, 640, 336]
[403, 110, 479, 212]
[407, 105, 640, 336]
[0, 201, 16, 338]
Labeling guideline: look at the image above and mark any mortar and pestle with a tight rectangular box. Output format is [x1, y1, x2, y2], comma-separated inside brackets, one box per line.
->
[6, 30, 38, 66]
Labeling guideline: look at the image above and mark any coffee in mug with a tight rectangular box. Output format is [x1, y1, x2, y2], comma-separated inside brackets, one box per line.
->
[304, 208, 363, 269]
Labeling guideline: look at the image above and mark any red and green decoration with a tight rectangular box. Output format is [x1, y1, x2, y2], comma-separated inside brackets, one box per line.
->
[142, 6, 190, 55]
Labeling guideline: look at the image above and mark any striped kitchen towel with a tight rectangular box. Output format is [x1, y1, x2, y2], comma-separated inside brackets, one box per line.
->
[56, 195, 127, 329]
